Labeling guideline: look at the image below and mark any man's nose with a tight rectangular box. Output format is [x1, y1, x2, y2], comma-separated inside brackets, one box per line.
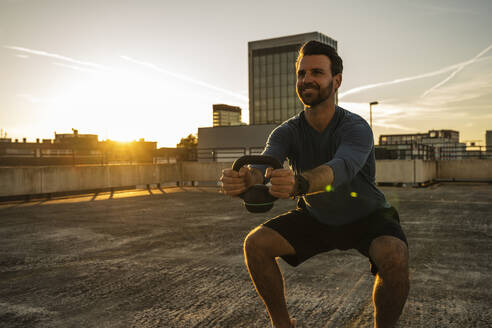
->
[302, 72, 314, 83]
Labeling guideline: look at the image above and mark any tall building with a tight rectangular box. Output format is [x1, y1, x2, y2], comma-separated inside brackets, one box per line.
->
[212, 104, 243, 127]
[248, 31, 338, 125]
[486, 130, 492, 148]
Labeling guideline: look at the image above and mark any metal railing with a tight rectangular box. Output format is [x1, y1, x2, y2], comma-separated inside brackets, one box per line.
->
[375, 144, 436, 160]
[376, 144, 492, 160]
[438, 146, 492, 160]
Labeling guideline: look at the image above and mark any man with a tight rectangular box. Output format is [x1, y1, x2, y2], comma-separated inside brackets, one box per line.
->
[220, 41, 409, 328]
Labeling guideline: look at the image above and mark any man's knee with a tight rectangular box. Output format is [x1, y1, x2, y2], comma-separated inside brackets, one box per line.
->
[243, 226, 295, 259]
[369, 236, 409, 278]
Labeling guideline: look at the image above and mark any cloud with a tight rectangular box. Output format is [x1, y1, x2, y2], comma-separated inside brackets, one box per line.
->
[419, 72, 492, 107]
[338, 54, 492, 100]
[4, 45, 247, 106]
[4, 45, 109, 71]
[421, 44, 492, 97]
[52, 62, 100, 74]
[339, 101, 416, 131]
[120, 55, 248, 103]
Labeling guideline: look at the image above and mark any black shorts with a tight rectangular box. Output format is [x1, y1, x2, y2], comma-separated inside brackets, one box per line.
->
[262, 205, 408, 275]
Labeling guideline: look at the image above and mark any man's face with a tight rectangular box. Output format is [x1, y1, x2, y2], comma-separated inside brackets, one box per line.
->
[296, 55, 339, 107]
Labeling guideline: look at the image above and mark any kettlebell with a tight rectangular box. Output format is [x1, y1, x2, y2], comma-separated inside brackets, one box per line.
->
[232, 155, 282, 213]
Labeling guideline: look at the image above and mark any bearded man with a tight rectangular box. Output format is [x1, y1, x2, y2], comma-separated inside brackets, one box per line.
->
[220, 40, 409, 328]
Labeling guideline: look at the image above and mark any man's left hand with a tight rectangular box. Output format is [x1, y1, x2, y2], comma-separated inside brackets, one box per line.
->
[265, 168, 295, 199]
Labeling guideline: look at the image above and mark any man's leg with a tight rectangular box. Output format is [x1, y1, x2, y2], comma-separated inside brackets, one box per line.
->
[244, 225, 296, 328]
[369, 235, 409, 328]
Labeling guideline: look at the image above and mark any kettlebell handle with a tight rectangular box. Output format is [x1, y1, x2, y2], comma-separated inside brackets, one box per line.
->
[231, 155, 283, 213]
[232, 155, 282, 173]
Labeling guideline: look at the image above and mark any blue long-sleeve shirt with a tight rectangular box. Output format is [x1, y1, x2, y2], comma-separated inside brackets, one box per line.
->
[262, 105, 388, 226]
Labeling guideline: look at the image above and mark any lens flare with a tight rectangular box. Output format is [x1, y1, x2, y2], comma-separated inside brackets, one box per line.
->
[350, 192, 358, 197]
[325, 185, 333, 192]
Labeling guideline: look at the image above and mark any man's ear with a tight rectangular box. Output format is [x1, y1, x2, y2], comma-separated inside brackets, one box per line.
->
[334, 73, 342, 89]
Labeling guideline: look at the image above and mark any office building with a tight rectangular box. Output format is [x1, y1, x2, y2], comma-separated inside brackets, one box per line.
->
[212, 104, 243, 127]
[379, 130, 460, 147]
[378, 129, 467, 160]
[248, 32, 338, 125]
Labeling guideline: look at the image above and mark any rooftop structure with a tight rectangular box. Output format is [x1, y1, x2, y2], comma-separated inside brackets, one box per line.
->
[54, 129, 98, 147]
[0, 130, 157, 166]
[198, 124, 277, 161]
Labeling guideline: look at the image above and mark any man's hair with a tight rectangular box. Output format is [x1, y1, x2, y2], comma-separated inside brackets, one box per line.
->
[296, 40, 343, 76]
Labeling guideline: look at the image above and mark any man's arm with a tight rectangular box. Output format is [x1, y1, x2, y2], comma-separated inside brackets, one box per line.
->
[267, 165, 334, 199]
[221, 123, 291, 197]
[301, 165, 334, 194]
[269, 121, 373, 198]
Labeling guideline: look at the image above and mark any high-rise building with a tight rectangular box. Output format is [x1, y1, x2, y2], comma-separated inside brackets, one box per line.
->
[248, 31, 338, 125]
[486, 130, 492, 148]
[212, 104, 243, 127]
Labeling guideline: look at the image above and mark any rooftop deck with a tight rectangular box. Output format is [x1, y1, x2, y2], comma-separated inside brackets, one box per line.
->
[0, 183, 491, 327]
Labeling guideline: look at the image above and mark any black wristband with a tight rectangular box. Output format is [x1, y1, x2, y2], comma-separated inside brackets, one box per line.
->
[291, 174, 309, 198]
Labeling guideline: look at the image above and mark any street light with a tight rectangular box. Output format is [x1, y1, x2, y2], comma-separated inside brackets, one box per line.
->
[369, 101, 378, 130]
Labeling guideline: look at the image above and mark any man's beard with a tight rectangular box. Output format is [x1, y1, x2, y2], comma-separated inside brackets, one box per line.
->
[297, 80, 334, 107]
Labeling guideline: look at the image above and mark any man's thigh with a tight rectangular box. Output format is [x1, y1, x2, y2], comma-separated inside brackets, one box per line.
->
[244, 225, 296, 258]
[355, 207, 408, 275]
[262, 209, 342, 267]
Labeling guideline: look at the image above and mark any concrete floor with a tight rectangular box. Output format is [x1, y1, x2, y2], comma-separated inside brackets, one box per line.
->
[0, 183, 491, 327]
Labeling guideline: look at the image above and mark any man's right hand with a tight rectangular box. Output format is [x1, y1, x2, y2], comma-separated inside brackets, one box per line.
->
[220, 167, 251, 196]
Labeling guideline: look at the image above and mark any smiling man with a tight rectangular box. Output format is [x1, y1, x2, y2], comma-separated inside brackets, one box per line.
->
[220, 40, 409, 328]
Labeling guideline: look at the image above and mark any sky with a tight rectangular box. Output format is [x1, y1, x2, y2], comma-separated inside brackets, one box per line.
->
[0, 0, 491, 147]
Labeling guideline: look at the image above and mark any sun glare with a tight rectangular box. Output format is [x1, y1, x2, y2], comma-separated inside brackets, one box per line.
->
[46, 67, 210, 146]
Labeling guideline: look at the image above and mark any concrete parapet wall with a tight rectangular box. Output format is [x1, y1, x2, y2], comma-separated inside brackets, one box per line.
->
[1, 160, 491, 197]
[0, 165, 160, 196]
[180, 162, 231, 182]
[416, 160, 437, 184]
[375, 160, 437, 184]
[0, 163, 233, 197]
[376, 160, 415, 184]
[437, 159, 492, 181]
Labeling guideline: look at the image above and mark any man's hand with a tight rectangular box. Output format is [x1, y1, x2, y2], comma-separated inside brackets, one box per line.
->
[220, 167, 253, 196]
[266, 167, 295, 199]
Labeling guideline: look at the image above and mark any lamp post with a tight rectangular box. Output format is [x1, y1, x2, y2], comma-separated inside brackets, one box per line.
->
[369, 101, 378, 130]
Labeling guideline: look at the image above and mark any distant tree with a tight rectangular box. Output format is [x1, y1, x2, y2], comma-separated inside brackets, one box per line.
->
[177, 134, 198, 149]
